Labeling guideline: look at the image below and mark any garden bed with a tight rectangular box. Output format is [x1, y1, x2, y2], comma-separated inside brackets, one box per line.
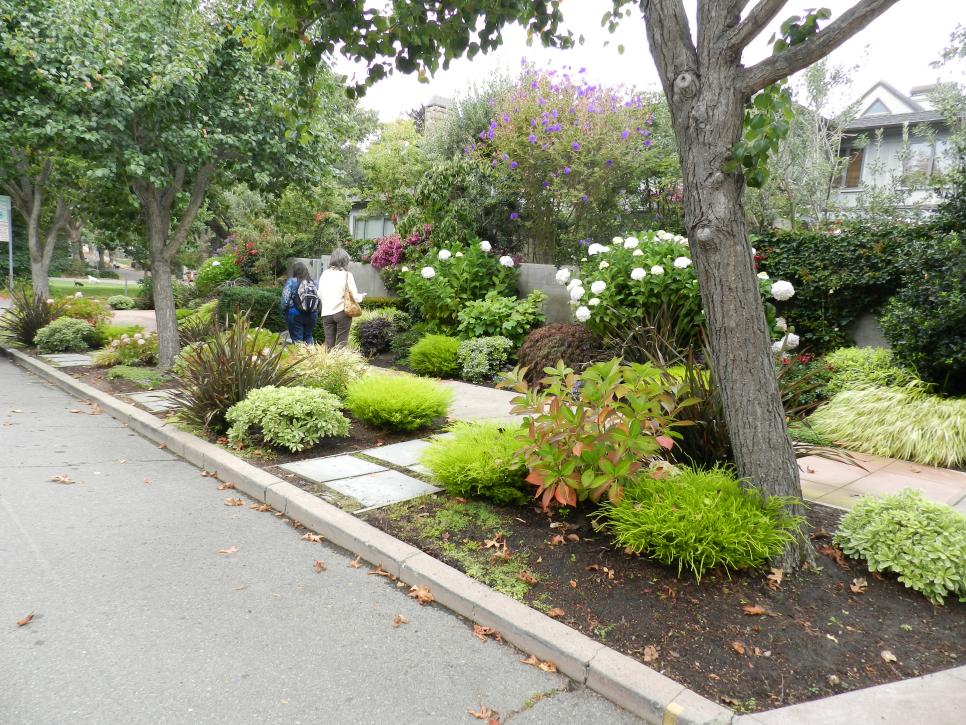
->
[362, 495, 964, 713]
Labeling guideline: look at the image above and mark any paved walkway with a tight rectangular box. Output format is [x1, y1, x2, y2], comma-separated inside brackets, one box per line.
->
[0, 358, 637, 724]
[112, 308, 158, 333]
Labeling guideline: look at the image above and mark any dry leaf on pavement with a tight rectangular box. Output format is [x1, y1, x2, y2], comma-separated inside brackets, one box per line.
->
[216, 481, 235, 490]
[301, 532, 323, 543]
[850, 577, 868, 594]
[49, 474, 75, 485]
[89, 403, 102, 415]
[250, 502, 271, 512]
[408, 585, 434, 605]
[368, 564, 391, 578]
[313, 560, 326, 573]
[218, 546, 239, 555]
[881, 650, 897, 663]
[643, 645, 659, 663]
[224, 497, 244, 506]
[742, 604, 767, 616]
[392, 614, 408, 628]
[16, 612, 34, 627]
[473, 625, 503, 642]
[467, 704, 499, 723]
[731, 641, 747, 656]
[520, 655, 557, 673]
[348, 555, 363, 569]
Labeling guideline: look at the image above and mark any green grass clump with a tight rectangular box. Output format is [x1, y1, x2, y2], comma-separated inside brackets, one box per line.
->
[287, 345, 368, 399]
[824, 347, 922, 396]
[408, 334, 461, 377]
[595, 466, 803, 582]
[106, 365, 167, 390]
[345, 374, 452, 431]
[808, 386, 966, 468]
[834, 489, 966, 604]
[420, 423, 529, 505]
[225, 385, 349, 452]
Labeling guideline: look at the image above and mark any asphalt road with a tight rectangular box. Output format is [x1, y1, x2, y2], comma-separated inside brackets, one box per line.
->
[0, 358, 639, 725]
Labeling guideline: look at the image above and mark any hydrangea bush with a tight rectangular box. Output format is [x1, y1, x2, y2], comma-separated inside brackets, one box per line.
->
[456, 290, 546, 346]
[92, 332, 159, 367]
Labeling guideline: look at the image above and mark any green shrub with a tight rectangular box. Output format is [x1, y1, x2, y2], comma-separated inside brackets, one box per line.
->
[0, 287, 65, 345]
[178, 300, 221, 345]
[834, 489, 966, 604]
[880, 233, 965, 396]
[595, 466, 803, 582]
[408, 334, 461, 377]
[226, 385, 350, 452]
[516, 323, 604, 385]
[92, 332, 159, 367]
[106, 365, 167, 390]
[35, 317, 97, 353]
[174, 311, 302, 434]
[361, 296, 400, 310]
[348, 308, 412, 351]
[195, 255, 241, 296]
[287, 345, 368, 398]
[216, 286, 285, 332]
[823, 347, 921, 397]
[389, 321, 434, 360]
[457, 290, 546, 346]
[135, 278, 194, 310]
[60, 296, 111, 326]
[457, 336, 515, 384]
[91, 323, 144, 347]
[808, 386, 966, 468]
[346, 374, 452, 431]
[107, 295, 136, 310]
[95, 269, 120, 279]
[420, 422, 529, 504]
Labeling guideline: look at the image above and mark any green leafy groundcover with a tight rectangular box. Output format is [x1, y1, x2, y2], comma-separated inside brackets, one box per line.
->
[834, 489, 966, 605]
[595, 466, 803, 582]
[226, 386, 349, 452]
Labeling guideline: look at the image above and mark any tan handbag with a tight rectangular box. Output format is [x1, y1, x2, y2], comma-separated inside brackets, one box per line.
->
[342, 271, 361, 318]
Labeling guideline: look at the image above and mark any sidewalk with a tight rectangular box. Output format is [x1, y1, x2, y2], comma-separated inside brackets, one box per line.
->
[0, 358, 636, 724]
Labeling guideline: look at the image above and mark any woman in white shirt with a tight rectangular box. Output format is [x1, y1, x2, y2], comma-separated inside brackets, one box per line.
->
[318, 248, 365, 350]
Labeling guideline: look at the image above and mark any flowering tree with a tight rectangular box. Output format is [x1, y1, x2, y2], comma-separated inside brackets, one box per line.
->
[471, 63, 679, 262]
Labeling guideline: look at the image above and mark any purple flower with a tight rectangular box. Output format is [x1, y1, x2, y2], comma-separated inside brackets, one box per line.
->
[509, 161, 519, 169]
[486, 129, 495, 139]
[530, 80, 538, 89]
[621, 130, 630, 140]
[502, 152, 509, 161]
[580, 194, 588, 202]
[578, 67, 586, 73]
[563, 166, 571, 175]
[489, 120, 498, 130]
[538, 97, 546, 106]
[644, 139, 653, 147]
[502, 113, 510, 123]
[571, 141, 581, 151]
[551, 109, 558, 119]
[491, 159, 498, 167]
[605, 159, 614, 166]
[528, 133, 537, 144]
[543, 181, 550, 188]
[510, 212, 520, 220]
[478, 131, 485, 140]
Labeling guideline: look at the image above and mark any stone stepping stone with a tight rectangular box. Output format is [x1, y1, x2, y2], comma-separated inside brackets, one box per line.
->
[40, 353, 94, 368]
[281, 455, 386, 484]
[127, 389, 181, 412]
[360, 439, 431, 468]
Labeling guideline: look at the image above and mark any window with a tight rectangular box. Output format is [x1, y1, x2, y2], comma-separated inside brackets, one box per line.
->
[864, 99, 890, 115]
[903, 141, 934, 178]
[351, 215, 395, 240]
[841, 148, 864, 188]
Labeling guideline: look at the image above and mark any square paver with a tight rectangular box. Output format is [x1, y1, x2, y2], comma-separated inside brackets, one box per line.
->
[128, 389, 181, 412]
[281, 455, 386, 484]
[845, 471, 965, 505]
[360, 439, 431, 468]
[40, 353, 94, 368]
[879, 459, 966, 488]
[323, 468, 440, 509]
[796, 455, 869, 486]
[800, 479, 842, 502]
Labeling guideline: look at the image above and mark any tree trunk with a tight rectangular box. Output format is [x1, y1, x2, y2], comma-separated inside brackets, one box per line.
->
[145, 213, 179, 369]
[98, 247, 110, 270]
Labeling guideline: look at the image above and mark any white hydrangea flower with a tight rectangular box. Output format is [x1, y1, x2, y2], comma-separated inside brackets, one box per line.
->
[675, 235, 689, 245]
[555, 268, 572, 285]
[137, 338, 146, 346]
[611, 236, 624, 245]
[650, 265, 665, 276]
[623, 237, 640, 249]
[45, 298, 54, 304]
[498, 255, 515, 267]
[771, 280, 795, 301]
[772, 333, 800, 352]
[630, 267, 646, 281]
[757, 271, 769, 280]
[420, 266, 436, 279]
[437, 249, 452, 261]
[656, 230, 671, 240]
[771, 341, 783, 354]
[673, 256, 692, 269]
[133, 333, 143, 340]
[479, 240, 492, 252]
[588, 297, 600, 306]
[250, 355, 258, 363]
[212, 260, 221, 267]
[401, 266, 409, 272]
[590, 280, 606, 294]
[569, 285, 585, 301]
[454, 252, 464, 258]
[775, 317, 788, 331]
[587, 243, 606, 256]
[750, 247, 757, 256]
[566, 278, 582, 290]
[632, 249, 644, 257]
[598, 261, 609, 270]
[575, 306, 591, 322]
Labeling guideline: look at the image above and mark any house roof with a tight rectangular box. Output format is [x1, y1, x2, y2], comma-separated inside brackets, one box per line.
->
[844, 109, 947, 132]
[859, 80, 924, 113]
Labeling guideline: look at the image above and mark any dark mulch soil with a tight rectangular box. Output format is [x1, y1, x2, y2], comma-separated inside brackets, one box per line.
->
[364, 498, 965, 713]
[71, 365, 164, 396]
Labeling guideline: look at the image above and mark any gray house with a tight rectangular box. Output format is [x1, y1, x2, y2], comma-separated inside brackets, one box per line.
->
[837, 81, 954, 210]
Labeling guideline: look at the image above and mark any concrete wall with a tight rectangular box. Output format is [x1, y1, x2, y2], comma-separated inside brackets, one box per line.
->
[294, 257, 391, 298]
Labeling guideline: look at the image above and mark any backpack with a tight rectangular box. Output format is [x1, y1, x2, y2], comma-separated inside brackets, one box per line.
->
[293, 278, 320, 313]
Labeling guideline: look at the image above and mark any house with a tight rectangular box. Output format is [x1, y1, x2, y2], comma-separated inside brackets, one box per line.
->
[836, 81, 954, 210]
[347, 197, 395, 241]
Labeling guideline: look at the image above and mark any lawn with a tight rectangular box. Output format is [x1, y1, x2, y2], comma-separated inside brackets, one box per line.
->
[49, 278, 139, 301]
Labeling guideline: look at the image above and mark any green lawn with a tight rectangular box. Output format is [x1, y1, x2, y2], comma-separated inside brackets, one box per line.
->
[49, 278, 140, 301]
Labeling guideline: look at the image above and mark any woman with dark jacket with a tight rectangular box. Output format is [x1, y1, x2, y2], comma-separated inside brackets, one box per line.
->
[279, 262, 319, 344]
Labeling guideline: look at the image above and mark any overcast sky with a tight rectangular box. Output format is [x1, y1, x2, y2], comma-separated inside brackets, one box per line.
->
[336, 1, 964, 121]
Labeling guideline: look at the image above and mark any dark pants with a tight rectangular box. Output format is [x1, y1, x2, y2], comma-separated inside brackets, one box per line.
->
[286, 308, 318, 344]
[321, 311, 351, 350]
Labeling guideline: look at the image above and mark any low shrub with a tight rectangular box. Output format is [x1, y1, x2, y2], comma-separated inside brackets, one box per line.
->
[516, 323, 605, 385]
[457, 336, 515, 384]
[389, 321, 434, 360]
[355, 316, 396, 356]
[107, 295, 136, 310]
[195, 255, 241, 297]
[408, 334, 461, 378]
[457, 290, 546, 347]
[347, 308, 411, 350]
[216, 286, 285, 332]
[225, 385, 350, 452]
[287, 345, 368, 398]
[361, 296, 400, 310]
[175, 311, 302, 434]
[345, 374, 452, 431]
[60, 296, 111, 326]
[0, 287, 65, 345]
[92, 332, 159, 367]
[808, 386, 966, 468]
[834, 489, 966, 604]
[93, 324, 144, 346]
[35, 317, 96, 353]
[95, 269, 120, 279]
[178, 300, 222, 346]
[135, 278, 194, 310]
[595, 466, 803, 582]
[823, 347, 920, 397]
[106, 365, 167, 390]
[419, 422, 529, 505]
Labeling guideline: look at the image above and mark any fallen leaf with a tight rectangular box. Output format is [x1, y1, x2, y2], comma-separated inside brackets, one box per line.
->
[313, 560, 326, 573]
[721, 696, 741, 707]
[250, 502, 271, 512]
[392, 614, 408, 628]
[118, 458, 127, 464]
[49, 474, 75, 485]
[224, 497, 244, 506]
[473, 625, 502, 642]
[201, 469, 217, 478]
[881, 650, 897, 663]
[158, 443, 167, 449]
[568, 579, 577, 589]
[547, 607, 566, 619]
[218, 546, 239, 555]
[742, 604, 767, 616]
[731, 641, 746, 656]
[233, 584, 248, 591]
[818, 544, 850, 570]
[850, 577, 868, 594]
[643, 645, 659, 663]
[348, 555, 363, 569]
[16, 612, 34, 627]
[467, 704, 499, 722]
[214, 481, 235, 491]
[301, 532, 323, 543]
[520, 655, 557, 673]
[143, 477, 153, 485]
[483, 536, 504, 549]
[766, 567, 784, 590]
[368, 564, 392, 577]
[11, 409, 24, 413]
[517, 570, 538, 584]
[69, 408, 82, 414]
[89, 403, 102, 415]
[549, 534, 565, 546]
[408, 585, 434, 605]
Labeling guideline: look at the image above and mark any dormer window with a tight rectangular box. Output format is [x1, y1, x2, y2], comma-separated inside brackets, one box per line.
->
[864, 99, 890, 115]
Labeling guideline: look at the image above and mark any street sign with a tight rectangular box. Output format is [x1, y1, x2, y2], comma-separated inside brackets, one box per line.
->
[1, 195, 13, 290]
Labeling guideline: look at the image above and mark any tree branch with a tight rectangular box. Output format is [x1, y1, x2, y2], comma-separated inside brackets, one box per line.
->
[728, 0, 787, 51]
[642, 0, 699, 99]
[741, 0, 900, 96]
[162, 164, 186, 210]
[164, 162, 215, 261]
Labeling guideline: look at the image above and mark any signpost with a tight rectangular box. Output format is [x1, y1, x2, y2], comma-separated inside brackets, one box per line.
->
[0, 195, 12, 290]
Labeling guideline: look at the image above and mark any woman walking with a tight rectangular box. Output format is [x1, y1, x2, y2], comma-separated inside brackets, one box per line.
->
[280, 262, 320, 344]
[319, 248, 365, 350]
